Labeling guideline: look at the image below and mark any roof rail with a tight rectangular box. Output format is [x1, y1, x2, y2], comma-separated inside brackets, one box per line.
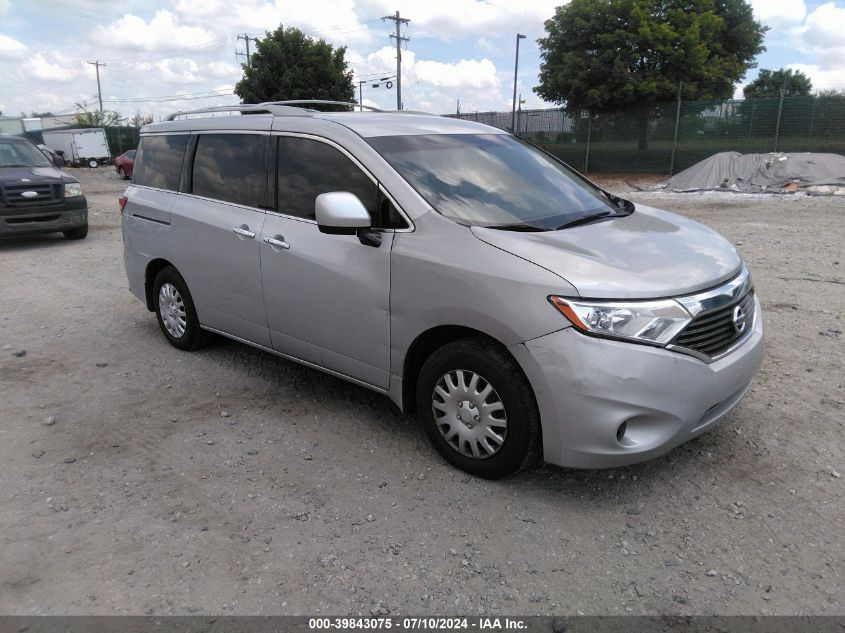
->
[260, 100, 383, 112]
[164, 103, 308, 121]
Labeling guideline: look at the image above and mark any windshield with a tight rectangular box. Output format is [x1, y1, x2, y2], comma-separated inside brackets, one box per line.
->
[367, 133, 625, 230]
[0, 139, 52, 168]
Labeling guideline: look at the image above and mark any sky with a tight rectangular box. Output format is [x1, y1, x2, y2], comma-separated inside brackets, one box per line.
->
[1, 0, 844, 121]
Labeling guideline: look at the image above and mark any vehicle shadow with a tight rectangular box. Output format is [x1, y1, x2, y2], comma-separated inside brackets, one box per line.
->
[0, 234, 73, 251]
[192, 331, 734, 501]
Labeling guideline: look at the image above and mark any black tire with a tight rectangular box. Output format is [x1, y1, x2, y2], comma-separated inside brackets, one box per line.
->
[152, 266, 209, 351]
[63, 225, 88, 240]
[415, 337, 541, 479]
[119, 167, 128, 179]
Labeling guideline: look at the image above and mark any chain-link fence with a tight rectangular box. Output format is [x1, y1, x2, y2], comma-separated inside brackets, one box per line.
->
[450, 95, 845, 175]
[99, 126, 141, 157]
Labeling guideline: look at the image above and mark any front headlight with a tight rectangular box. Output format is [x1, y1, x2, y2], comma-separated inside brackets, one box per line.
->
[549, 296, 692, 345]
[64, 182, 83, 197]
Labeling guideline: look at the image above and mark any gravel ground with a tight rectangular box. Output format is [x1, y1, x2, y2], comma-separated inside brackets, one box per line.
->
[0, 167, 842, 616]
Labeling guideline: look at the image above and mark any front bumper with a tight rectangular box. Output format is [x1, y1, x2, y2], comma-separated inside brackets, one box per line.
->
[509, 296, 764, 468]
[0, 196, 88, 237]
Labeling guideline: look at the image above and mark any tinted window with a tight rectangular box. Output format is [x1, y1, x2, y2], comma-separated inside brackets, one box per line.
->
[133, 135, 189, 191]
[192, 134, 267, 207]
[0, 139, 52, 168]
[277, 137, 377, 221]
[126, 150, 136, 159]
[367, 134, 621, 230]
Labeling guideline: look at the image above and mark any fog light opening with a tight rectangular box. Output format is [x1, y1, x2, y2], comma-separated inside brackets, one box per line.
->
[616, 421, 627, 443]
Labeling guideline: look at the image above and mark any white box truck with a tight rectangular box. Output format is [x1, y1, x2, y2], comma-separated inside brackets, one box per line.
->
[41, 128, 111, 167]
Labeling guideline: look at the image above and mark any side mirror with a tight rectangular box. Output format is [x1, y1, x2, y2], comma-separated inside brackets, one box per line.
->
[53, 154, 64, 168]
[315, 192, 371, 235]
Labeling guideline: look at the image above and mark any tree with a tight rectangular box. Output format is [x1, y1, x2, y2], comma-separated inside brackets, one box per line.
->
[535, 0, 767, 149]
[743, 68, 812, 99]
[129, 111, 154, 127]
[234, 26, 355, 108]
[74, 105, 122, 126]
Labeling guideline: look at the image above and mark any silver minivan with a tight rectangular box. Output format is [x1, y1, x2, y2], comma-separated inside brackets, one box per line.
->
[121, 102, 764, 479]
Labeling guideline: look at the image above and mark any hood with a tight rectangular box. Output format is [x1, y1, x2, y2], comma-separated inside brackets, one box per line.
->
[471, 204, 742, 299]
[0, 165, 72, 184]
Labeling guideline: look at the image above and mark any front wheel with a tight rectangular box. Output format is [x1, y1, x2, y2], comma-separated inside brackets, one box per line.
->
[119, 167, 128, 179]
[416, 337, 541, 479]
[152, 267, 209, 351]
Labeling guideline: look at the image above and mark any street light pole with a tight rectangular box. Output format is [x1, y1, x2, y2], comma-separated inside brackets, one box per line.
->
[511, 33, 526, 132]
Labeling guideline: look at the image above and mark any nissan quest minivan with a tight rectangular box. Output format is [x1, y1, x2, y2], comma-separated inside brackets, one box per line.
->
[121, 101, 764, 479]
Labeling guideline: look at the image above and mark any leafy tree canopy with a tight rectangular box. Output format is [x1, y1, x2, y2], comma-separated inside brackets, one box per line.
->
[535, 0, 768, 111]
[74, 105, 122, 126]
[743, 68, 812, 99]
[129, 111, 154, 127]
[234, 26, 355, 108]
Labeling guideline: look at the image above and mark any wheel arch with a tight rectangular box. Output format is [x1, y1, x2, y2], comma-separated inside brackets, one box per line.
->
[400, 325, 533, 415]
[144, 258, 176, 311]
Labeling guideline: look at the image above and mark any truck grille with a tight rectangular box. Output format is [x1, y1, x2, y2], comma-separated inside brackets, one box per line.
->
[672, 291, 756, 358]
[1, 184, 62, 207]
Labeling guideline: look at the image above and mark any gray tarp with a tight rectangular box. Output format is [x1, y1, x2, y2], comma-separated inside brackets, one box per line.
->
[664, 152, 845, 193]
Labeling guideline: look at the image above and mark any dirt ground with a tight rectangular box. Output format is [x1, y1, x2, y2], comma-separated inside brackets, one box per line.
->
[0, 167, 842, 616]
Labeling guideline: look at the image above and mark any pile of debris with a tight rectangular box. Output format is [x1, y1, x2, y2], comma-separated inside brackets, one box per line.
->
[660, 152, 845, 195]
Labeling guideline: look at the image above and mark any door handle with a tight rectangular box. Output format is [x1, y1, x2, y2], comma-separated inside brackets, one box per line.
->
[264, 235, 290, 250]
[232, 226, 256, 239]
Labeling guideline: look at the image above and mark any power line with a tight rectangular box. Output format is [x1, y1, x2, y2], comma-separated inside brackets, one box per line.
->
[101, 91, 234, 104]
[99, 38, 228, 65]
[382, 11, 410, 110]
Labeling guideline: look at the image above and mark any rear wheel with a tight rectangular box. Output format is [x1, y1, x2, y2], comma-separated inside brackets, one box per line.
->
[152, 267, 209, 351]
[416, 337, 541, 479]
[63, 225, 88, 240]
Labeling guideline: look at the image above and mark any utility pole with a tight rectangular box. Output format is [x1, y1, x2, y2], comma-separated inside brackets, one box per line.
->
[237, 34, 255, 65]
[87, 60, 106, 112]
[382, 11, 410, 110]
[669, 81, 683, 176]
[358, 79, 367, 110]
[511, 34, 526, 131]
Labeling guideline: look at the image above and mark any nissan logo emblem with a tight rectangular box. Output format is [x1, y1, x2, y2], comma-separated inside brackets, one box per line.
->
[732, 305, 748, 334]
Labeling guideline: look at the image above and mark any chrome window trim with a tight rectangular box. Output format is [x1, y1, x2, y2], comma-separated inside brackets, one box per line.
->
[271, 131, 415, 232]
[129, 184, 179, 195]
[176, 191, 268, 214]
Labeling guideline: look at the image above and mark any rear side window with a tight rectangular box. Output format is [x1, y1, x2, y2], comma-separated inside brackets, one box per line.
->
[133, 135, 189, 191]
[277, 137, 377, 221]
[191, 134, 267, 208]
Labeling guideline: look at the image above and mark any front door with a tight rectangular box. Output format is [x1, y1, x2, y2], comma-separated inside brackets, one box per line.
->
[260, 135, 393, 389]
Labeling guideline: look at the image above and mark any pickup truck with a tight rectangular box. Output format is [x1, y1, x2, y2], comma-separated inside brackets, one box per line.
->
[0, 134, 88, 240]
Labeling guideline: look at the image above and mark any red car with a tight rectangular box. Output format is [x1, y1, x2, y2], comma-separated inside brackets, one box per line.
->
[115, 150, 136, 179]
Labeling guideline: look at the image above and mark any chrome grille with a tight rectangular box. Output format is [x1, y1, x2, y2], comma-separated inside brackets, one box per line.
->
[2, 184, 62, 207]
[672, 291, 755, 357]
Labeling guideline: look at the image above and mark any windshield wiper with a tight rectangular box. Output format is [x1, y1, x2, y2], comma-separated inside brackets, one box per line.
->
[555, 211, 620, 230]
[482, 222, 547, 232]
